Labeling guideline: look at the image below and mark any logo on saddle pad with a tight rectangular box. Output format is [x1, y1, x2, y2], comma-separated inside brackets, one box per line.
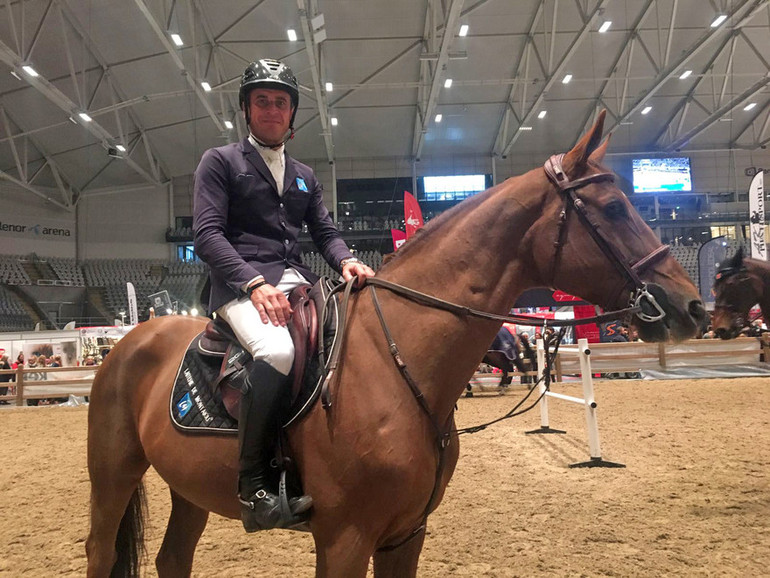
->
[176, 392, 193, 418]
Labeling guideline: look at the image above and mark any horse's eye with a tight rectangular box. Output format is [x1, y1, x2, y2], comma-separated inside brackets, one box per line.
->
[604, 200, 627, 219]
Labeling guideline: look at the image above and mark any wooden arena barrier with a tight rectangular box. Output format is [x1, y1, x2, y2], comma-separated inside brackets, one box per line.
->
[552, 336, 765, 379]
[2, 366, 97, 406]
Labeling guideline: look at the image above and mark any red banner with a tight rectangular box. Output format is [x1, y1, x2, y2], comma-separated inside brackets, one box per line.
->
[573, 305, 601, 343]
[552, 290, 582, 302]
[404, 191, 424, 239]
[391, 229, 407, 252]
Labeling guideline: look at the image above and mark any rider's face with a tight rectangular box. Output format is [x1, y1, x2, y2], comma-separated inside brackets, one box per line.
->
[247, 88, 294, 146]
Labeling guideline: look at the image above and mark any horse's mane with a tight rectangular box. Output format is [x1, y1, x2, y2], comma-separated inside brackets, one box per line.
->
[377, 179, 509, 273]
[378, 156, 612, 273]
[745, 256, 770, 275]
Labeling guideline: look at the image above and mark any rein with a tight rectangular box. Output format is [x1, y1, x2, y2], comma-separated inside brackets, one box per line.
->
[366, 277, 640, 327]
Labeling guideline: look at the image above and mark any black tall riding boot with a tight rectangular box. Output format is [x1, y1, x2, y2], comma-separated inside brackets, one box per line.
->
[238, 360, 312, 532]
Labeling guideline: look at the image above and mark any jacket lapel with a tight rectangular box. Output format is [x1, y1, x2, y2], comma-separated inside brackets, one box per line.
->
[283, 154, 299, 196]
[240, 139, 278, 194]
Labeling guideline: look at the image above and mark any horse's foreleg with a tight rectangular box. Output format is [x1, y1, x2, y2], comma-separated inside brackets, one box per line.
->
[372, 528, 426, 578]
[314, 526, 375, 578]
[155, 490, 209, 578]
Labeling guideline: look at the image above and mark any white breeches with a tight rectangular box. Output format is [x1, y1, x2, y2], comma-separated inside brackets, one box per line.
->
[215, 269, 307, 376]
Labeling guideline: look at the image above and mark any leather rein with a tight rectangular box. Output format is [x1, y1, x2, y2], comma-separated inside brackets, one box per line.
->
[323, 154, 673, 551]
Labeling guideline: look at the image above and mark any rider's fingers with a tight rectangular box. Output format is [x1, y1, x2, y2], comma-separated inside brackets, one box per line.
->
[255, 302, 270, 325]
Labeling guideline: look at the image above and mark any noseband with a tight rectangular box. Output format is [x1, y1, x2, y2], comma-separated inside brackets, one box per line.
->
[544, 153, 669, 323]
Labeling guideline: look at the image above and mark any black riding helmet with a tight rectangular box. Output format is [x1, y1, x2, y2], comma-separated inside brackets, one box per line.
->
[239, 58, 299, 130]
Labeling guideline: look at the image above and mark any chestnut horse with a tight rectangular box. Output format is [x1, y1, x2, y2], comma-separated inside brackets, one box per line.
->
[713, 247, 770, 338]
[86, 111, 706, 577]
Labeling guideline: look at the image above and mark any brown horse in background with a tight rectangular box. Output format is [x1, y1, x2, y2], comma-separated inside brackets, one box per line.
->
[713, 247, 770, 338]
[86, 111, 706, 577]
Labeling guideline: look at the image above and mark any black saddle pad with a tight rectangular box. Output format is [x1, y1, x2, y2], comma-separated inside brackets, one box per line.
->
[169, 335, 238, 435]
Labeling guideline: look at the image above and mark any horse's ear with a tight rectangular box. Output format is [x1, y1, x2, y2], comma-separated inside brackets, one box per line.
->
[734, 246, 745, 266]
[724, 246, 744, 270]
[588, 133, 611, 165]
[563, 109, 606, 176]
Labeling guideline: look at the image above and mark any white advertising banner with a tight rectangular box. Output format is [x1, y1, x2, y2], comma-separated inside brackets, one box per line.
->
[126, 282, 138, 326]
[748, 171, 766, 260]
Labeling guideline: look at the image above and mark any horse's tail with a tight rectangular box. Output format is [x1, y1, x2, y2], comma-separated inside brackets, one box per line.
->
[110, 481, 147, 578]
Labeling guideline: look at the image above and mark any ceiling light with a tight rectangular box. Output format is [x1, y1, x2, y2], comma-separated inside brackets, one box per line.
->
[331, 117, 338, 126]
[444, 78, 453, 88]
[78, 112, 92, 122]
[598, 21, 612, 33]
[620, 121, 634, 125]
[641, 106, 652, 115]
[711, 14, 727, 27]
[287, 29, 298, 41]
[459, 24, 469, 37]
[10, 70, 21, 80]
[435, 114, 443, 122]
[744, 102, 757, 111]
[325, 82, 333, 92]
[562, 74, 572, 84]
[170, 33, 183, 47]
[115, 144, 127, 152]
[22, 65, 39, 77]
[201, 81, 212, 92]
[679, 70, 692, 79]
[224, 120, 234, 129]
[518, 126, 533, 131]
[538, 110, 547, 119]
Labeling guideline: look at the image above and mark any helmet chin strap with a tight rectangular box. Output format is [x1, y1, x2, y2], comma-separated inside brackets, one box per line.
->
[248, 129, 295, 150]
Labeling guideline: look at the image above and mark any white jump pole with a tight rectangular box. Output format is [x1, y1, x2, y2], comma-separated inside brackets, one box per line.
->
[525, 339, 566, 435]
[527, 338, 624, 468]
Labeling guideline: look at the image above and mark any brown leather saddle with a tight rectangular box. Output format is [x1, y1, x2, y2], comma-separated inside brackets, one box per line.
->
[196, 279, 339, 426]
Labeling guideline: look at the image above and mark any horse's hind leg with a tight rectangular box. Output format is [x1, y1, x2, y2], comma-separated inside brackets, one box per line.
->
[372, 528, 426, 578]
[155, 490, 209, 578]
[86, 421, 149, 577]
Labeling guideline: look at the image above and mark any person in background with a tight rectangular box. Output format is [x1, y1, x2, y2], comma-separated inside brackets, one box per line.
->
[0, 355, 12, 404]
[193, 58, 374, 532]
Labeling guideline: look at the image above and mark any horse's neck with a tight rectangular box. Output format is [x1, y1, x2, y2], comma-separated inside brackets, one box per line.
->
[382, 175, 545, 313]
[374, 173, 547, 418]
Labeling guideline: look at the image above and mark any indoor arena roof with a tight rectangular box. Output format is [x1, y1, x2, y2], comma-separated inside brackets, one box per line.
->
[0, 0, 769, 207]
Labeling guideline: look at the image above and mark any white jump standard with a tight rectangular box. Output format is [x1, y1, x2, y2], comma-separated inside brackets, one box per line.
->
[525, 338, 625, 468]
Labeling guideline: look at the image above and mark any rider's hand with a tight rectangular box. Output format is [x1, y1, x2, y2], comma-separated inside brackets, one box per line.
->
[342, 261, 375, 288]
[249, 283, 293, 327]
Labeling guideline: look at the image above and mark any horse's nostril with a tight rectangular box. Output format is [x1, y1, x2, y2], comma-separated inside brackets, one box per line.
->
[688, 299, 707, 323]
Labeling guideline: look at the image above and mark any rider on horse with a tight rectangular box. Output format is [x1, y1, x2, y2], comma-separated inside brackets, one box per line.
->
[193, 58, 374, 532]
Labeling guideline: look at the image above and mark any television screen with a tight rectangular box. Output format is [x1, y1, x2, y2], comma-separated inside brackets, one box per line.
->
[632, 157, 692, 193]
[422, 174, 486, 201]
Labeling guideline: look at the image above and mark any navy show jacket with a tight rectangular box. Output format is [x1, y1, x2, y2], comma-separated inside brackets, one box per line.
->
[193, 138, 351, 313]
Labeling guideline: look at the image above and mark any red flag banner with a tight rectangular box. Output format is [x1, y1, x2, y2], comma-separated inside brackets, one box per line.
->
[573, 304, 601, 343]
[404, 191, 424, 239]
[391, 229, 407, 252]
[552, 290, 583, 302]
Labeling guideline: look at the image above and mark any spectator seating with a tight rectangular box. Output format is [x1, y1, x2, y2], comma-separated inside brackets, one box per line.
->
[48, 257, 86, 286]
[0, 285, 34, 331]
[0, 255, 32, 285]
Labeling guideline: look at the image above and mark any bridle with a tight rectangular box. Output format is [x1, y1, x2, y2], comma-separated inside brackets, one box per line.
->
[544, 153, 669, 323]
